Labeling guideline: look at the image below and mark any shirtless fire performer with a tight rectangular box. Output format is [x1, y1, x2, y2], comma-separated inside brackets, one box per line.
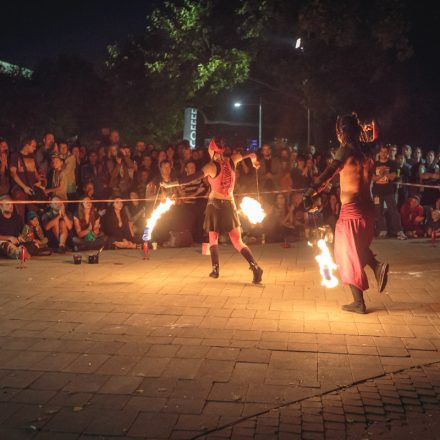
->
[303, 114, 389, 314]
[161, 138, 263, 284]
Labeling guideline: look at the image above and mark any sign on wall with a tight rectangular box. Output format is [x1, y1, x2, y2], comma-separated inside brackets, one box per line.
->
[183, 107, 197, 148]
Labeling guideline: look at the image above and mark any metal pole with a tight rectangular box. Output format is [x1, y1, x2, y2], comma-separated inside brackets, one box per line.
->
[307, 107, 311, 148]
[259, 97, 263, 148]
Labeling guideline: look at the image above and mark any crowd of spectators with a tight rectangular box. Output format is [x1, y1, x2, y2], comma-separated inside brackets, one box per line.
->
[0, 129, 439, 260]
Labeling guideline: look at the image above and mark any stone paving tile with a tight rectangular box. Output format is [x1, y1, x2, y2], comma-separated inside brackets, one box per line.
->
[0, 242, 439, 438]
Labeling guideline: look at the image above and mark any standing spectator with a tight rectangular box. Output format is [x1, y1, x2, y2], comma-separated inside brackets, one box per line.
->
[410, 147, 425, 190]
[290, 155, 308, 190]
[73, 197, 106, 251]
[9, 136, 42, 222]
[45, 154, 68, 200]
[35, 132, 55, 178]
[402, 144, 413, 167]
[109, 130, 120, 148]
[0, 195, 30, 259]
[259, 144, 281, 192]
[80, 150, 108, 199]
[109, 145, 135, 197]
[400, 194, 425, 238]
[42, 197, 73, 253]
[0, 138, 10, 196]
[133, 140, 146, 166]
[395, 153, 411, 207]
[419, 150, 440, 205]
[372, 145, 407, 239]
[58, 141, 77, 200]
[388, 144, 398, 161]
[179, 160, 208, 242]
[102, 198, 137, 249]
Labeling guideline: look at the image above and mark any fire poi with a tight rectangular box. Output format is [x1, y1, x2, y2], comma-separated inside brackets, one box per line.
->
[240, 196, 266, 224]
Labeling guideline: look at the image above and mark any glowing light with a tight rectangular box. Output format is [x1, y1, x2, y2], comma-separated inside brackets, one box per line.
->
[295, 38, 302, 49]
[233, 102, 242, 108]
[314, 239, 339, 288]
[240, 196, 266, 224]
[143, 198, 175, 241]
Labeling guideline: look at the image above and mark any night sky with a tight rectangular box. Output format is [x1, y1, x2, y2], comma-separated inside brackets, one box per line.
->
[0, 0, 158, 68]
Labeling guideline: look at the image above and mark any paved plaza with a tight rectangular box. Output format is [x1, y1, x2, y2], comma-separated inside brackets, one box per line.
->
[0, 239, 440, 439]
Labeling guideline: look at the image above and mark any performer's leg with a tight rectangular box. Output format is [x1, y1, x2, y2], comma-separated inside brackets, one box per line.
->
[208, 231, 220, 278]
[342, 284, 366, 314]
[229, 227, 263, 284]
[366, 250, 389, 293]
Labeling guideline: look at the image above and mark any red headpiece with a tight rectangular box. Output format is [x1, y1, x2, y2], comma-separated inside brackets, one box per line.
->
[208, 138, 224, 155]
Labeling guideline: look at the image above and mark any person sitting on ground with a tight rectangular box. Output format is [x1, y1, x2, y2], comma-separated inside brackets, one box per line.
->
[73, 196, 107, 251]
[42, 197, 73, 253]
[304, 195, 325, 240]
[0, 138, 10, 196]
[427, 209, 440, 239]
[20, 211, 51, 256]
[124, 191, 146, 241]
[102, 198, 137, 249]
[0, 195, 30, 260]
[400, 194, 425, 238]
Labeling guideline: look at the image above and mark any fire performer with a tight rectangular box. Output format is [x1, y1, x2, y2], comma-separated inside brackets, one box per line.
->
[161, 138, 263, 284]
[303, 114, 389, 314]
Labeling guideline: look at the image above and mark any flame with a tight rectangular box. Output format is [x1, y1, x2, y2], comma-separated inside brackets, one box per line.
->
[314, 239, 339, 288]
[143, 198, 175, 241]
[240, 196, 266, 224]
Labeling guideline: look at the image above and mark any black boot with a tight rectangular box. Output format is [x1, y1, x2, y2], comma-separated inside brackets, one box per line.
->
[342, 285, 366, 314]
[209, 264, 219, 278]
[209, 245, 219, 279]
[240, 247, 263, 284]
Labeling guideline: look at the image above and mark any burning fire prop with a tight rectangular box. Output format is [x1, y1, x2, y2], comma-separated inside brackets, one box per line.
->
[240, 197, 266, 224]
[308, 239, 339, 288]
[142, 197, 175, 242]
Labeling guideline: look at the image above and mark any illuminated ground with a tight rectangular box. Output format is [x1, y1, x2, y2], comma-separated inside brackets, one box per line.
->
[0, 239, 439, 439]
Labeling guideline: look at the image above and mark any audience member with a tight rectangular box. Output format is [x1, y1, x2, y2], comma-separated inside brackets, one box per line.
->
[73, 197, 106, 251]
[42, 197, 73, 253]
[400, 194, 425, 238]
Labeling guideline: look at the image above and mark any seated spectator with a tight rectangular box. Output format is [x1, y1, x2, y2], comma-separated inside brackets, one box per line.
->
[263, 193, 294, 242]
[80, 150, 108, 199]
[0, 138, 10, 196]
[42, 197, 73, 253]
[290, 155, 309, 190]
[283, 192, 306, 238]
[20, 211, 51, 256]
[9, 136, 42, 221]
[102, 198, 137, 249]
[304, 195, 325, 240]
[0, 195, 30, 260]
[400, 194, 425, 238]
[73, 197, 106, 251]
[135, 168, 150, 198]
[125, 191, 146, 241]
[133, 140, 147, 166]
[427, 209, 440, 239]
[45, 153, 68, 200]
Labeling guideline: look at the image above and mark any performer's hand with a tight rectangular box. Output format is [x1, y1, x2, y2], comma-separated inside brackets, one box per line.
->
[160, 181, 169, 188]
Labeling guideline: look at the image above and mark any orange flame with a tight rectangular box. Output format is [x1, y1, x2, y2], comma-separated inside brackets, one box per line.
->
[144, 198, 175, 240]
[240, 196, 266, 224]
[314, 239, 338, 288]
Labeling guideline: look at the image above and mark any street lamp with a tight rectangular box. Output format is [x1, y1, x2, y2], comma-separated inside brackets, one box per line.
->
[233, 98, 263, 148]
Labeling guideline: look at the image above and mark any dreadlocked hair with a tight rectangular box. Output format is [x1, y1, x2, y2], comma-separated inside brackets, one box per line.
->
[336, 113, 362, 146]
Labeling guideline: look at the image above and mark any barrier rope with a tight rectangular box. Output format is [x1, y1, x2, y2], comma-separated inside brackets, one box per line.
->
[1, 181, 438, 205]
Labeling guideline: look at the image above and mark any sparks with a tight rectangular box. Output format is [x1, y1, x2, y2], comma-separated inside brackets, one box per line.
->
[240, 196, 266, 224]
[314, 239, 339, 288]
[143, 198, 175, 241]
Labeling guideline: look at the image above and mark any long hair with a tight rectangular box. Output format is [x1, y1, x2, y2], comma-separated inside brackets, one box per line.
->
[336, 113, 362, 146]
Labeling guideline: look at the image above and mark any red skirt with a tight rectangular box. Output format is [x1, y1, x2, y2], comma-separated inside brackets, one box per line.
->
[334, 202, 374, 291]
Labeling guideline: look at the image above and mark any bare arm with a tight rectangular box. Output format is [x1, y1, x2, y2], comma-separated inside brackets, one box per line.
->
[161, 162, 217, 187]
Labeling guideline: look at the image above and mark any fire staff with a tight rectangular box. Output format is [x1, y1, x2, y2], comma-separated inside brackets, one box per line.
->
[161, 138, 263, 284]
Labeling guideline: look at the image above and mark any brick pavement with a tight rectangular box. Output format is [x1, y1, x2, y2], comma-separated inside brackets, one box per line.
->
[0, 239, 439, 439]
